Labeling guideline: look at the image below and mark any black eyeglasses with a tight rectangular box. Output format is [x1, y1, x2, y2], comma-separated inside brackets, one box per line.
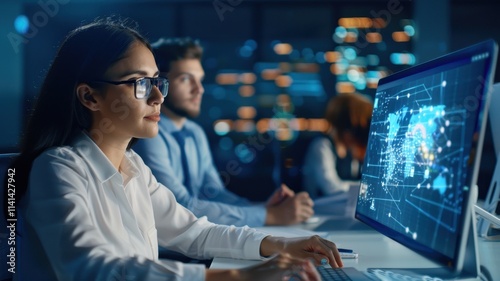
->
[93, 77, 169, 99]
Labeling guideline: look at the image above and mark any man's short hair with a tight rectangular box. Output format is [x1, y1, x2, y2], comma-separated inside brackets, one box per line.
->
[151, 37, 203, 73]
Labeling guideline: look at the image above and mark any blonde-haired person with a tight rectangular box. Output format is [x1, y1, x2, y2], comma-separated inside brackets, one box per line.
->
[7, 18, 343, 281]
[302, 93, 373, 199]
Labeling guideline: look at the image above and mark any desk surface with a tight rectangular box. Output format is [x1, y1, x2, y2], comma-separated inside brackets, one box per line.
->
[211, 218, 500, 280]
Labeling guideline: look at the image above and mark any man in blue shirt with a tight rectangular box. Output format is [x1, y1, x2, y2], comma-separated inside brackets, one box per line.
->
[134, 37, 314, 227]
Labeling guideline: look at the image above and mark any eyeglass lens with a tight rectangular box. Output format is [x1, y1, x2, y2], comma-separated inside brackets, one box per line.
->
[136, 78, 168, 99]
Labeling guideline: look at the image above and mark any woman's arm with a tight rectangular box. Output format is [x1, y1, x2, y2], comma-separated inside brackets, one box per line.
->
[24, 149, 206, 280]
[136, 150, 268, 260]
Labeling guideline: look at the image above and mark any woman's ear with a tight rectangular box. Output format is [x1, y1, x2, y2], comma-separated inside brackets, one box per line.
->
[76, 83, 99, 111]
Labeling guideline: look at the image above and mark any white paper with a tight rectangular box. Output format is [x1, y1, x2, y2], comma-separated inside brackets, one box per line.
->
[253, 226, 328, 238]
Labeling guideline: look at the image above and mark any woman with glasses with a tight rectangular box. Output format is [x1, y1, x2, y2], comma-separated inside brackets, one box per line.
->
[8, 18, 342, 281]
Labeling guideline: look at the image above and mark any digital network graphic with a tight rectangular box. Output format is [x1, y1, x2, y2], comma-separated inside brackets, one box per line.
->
[357, 62, 486, 258]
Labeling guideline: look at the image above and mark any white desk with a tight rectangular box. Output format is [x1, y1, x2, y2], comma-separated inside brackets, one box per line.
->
[211, 221, 500, 280]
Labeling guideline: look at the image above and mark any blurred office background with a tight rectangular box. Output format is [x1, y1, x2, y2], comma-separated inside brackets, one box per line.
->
[1, 0, 499, 202]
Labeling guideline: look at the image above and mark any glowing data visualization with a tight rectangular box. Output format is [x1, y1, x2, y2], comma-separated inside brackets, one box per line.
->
[357, 61, 486, 258]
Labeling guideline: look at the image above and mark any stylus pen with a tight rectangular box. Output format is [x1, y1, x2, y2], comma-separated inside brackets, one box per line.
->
[338, 248, 354, 253]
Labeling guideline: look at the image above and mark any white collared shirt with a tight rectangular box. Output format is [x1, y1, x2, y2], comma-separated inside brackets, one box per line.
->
[16, 132, 267, 281]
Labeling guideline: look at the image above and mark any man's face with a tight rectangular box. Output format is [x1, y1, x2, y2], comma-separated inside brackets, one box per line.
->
[163, 59, 205, 118]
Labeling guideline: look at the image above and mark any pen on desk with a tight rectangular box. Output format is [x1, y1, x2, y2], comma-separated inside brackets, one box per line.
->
[338, 248, 353, 253]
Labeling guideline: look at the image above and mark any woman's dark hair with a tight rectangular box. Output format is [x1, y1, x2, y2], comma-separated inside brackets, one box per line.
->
[3, 17, 151, 219]
[151, 37, 203, 73]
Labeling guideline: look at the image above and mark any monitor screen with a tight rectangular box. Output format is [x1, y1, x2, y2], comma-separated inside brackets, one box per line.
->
[355, 39, 498, 272]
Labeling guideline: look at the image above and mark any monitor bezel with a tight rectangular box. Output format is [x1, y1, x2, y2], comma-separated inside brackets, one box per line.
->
[355, 39, 498, 273]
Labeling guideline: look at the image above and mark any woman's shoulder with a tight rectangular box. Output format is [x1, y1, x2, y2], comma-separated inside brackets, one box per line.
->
[34, 132, 99, 165]
[308, 134, 334, 149]
[31, 145, 89, 182]
[35, 145, 81, 164]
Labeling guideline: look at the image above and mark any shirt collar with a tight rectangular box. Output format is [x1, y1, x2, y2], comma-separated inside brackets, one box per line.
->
[71, 132, 140, 183]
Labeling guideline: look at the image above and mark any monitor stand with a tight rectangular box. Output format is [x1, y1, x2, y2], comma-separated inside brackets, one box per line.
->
[367, 186, 480, 280]
[477, 152, 500, 237]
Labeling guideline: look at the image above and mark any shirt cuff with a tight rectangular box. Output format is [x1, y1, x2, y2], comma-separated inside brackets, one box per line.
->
[241, 226, 270, 260]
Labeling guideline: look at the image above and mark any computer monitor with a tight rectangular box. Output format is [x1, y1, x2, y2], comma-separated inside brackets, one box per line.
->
[355, 39, 498, 278]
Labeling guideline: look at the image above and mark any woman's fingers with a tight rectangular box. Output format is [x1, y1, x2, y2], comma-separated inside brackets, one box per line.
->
[306, 236, 343, 268]
[271, 253, 320, 281]
[303, 259, 321, 281]
[277, 235, 344, 268]
[319, 237, 343, 268]
[310, 252, 330, 267]
[279, 263, 319, 281]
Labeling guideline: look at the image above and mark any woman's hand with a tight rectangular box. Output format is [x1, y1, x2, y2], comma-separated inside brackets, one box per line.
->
[260, 235, 344, 268]
[240, 253, 320, 281]
[207, 235, 342, 280]
[206, 253, 321, 281]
